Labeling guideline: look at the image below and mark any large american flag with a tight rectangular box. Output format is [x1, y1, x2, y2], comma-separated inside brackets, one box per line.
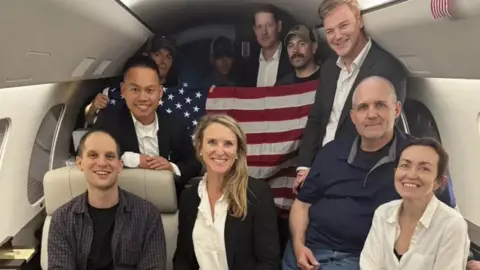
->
[205, 80, 318, 211]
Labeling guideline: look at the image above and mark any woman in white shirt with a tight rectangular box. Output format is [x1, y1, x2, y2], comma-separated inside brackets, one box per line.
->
[173, 114, 280, 270]
[360, 137, 470, 270]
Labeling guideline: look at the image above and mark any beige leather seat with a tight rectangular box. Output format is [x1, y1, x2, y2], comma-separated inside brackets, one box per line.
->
[41, 166, 178, 270]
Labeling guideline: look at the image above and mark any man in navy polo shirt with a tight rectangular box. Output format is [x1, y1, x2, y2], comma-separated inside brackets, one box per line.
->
[282, 76, 456, 270]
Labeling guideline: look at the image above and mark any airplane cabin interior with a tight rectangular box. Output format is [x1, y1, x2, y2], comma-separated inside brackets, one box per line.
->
[1, 0, 480, 268]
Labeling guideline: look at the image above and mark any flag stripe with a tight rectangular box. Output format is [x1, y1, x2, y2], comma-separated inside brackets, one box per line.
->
[246, 128, 305, 144]
[272, 187, 296, 200]
[206, 104, 312, 123]
[206, 91, 316, 111]
[247, 140, 300, 157]
[269, 176, 297, 189]
[431, 0, 451, 19]
[248, 150, 299, 167]
[237, 116, 309, 134]
[209, 81, 318, 99]
[248, 155, 296, 179]
[206, 80, 318, 210]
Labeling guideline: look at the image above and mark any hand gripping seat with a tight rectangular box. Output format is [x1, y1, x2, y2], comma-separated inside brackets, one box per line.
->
[41, 166, 178, 270]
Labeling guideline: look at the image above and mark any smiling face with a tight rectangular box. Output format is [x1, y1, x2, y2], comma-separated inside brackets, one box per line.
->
[395, 145, 442, 200]
[76, 132, 123, 191]
[121, 66, 162, 124]
[287, 36, 317, 69]
[199, 122, 238, 176]
[322, 3, 364, 59]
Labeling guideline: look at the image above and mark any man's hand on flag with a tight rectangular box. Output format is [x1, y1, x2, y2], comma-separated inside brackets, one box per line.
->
[209, 85, 216, 93]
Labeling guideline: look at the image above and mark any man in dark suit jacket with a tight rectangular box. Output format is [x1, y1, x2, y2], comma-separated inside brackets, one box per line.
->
[294, 0, 407, 193]
[242, 4, 293, 87]
[93, 55, 202, 196]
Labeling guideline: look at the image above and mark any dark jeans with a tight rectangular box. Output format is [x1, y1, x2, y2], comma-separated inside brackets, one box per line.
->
[282, 240, 360, 270]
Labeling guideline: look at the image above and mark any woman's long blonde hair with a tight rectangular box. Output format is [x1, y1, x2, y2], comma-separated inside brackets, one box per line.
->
[193, 114, 249, 219]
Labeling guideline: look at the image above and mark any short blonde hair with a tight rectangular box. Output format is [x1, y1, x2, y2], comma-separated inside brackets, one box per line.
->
[318, 0, 361, 20]
[193, 114, 249, 219]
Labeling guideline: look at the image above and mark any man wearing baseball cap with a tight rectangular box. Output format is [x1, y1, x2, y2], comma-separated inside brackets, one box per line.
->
[143, 35, 176, 86]
[275, 25, 320, 86]
[203, 36, 238, 87]
[84, 35, 177, 126]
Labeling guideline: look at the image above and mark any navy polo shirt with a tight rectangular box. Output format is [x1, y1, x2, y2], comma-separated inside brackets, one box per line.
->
[297, 131, 456, 254]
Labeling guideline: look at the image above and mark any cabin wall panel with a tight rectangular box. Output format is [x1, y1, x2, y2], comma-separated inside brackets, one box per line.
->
[0, 80, 105, 242]
[408, 78, 480, 244]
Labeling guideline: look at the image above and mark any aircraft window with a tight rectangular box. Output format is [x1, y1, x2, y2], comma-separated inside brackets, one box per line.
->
[402, 99, 442, 141]
[27, 104, 65, 205]
[0, 119, 9, 166]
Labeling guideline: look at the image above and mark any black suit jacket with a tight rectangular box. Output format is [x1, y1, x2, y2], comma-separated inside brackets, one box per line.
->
[92, 104, 202, 186]
[297, 41, 408, 167]
[173, 178, 280, 270]
[241, 43, 293, 87]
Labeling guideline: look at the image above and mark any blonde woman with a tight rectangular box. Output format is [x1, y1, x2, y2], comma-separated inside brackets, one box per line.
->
[360, 138, 470, 269]
[173, 114, 280, 270]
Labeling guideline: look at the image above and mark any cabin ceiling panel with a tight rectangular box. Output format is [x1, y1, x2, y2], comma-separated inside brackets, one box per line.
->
[364, 0, 480, 79]
[118, 0, 322, 33]
[0, 0, 152, 89]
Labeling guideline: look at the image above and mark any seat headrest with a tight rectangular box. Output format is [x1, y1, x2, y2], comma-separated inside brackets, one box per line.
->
[43, 166, 177, 215]
[72, 129, 89, 152]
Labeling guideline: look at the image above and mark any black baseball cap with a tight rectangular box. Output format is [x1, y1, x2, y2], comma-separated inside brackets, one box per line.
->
[210, 36, 235, 59]
[146, 36, 176, 59]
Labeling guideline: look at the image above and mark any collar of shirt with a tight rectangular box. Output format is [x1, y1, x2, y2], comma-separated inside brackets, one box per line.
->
[130, 113, 159, 139]
[336, 38, 373, 72]
[259, 42, 282, 62]
[386, 195, 440, 229]
[197, 173, 226, 202]
[74, 187, 131, 214]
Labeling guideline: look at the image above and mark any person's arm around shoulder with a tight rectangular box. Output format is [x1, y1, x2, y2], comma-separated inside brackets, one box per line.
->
[137, 204, 167, 270]
[359, 205, 386, 270]
[173, 186, 197, 270]
[433, 214, 470, 270]
[47, 209, 76, 270]
[250, 178, 280, 270]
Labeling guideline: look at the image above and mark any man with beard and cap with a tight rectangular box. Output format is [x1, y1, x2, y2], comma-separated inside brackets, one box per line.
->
[84, 35, 177, 126]
[276, 25, 321, 86]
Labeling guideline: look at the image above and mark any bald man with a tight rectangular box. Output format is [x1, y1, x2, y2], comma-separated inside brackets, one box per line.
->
[283, 76, 456, 270]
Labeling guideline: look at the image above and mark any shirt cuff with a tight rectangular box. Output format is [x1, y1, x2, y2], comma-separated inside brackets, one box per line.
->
[296, 166, 310, 172]
[122, 152, 140, 168]
[170, 162, 181, 176]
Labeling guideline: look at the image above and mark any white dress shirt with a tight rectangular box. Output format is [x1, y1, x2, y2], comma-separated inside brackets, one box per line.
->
[297, 39, 372, 172]
[256, 42, 282, 87]
[322, 38, 372, 146]
[121, 113, 180, 175]
[360, 196, 470, 270]
[193, 176, 229, 270]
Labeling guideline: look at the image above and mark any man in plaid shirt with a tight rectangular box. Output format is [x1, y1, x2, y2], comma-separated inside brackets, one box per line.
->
[48, 129, 166, 270]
